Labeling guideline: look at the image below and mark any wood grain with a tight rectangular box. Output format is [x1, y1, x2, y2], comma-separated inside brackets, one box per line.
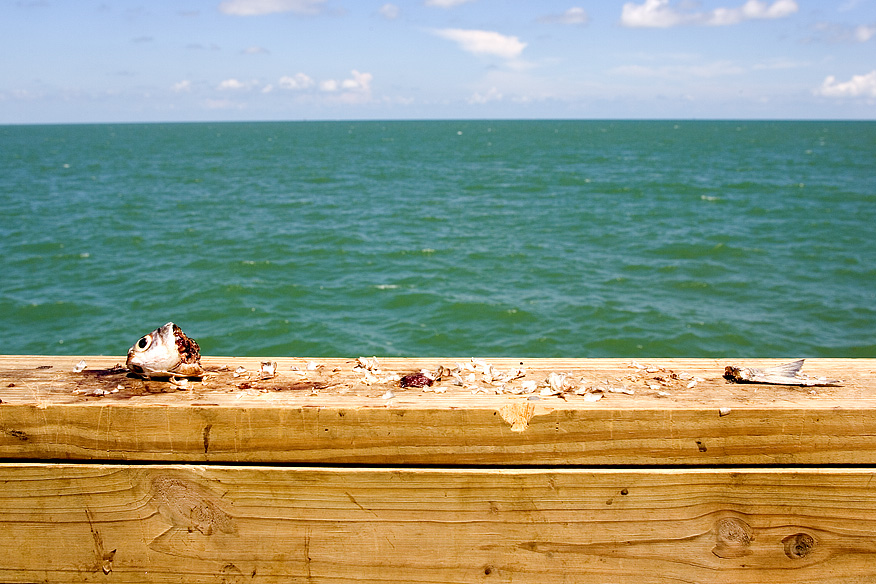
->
[1, 356, 875, 465]
[2, 464, 876, 584]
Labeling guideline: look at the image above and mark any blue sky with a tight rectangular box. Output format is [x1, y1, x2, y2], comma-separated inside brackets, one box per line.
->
[2, 0, 875, 122]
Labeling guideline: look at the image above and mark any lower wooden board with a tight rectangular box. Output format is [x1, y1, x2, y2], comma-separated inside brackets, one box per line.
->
[2, 464, 876, 583]
[1, 357, 876, 465]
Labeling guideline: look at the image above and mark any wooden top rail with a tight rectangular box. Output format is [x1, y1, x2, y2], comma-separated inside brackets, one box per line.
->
[1, 356, 875, 465]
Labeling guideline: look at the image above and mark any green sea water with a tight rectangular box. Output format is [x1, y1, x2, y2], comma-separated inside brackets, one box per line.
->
[1, 120, 874, 358]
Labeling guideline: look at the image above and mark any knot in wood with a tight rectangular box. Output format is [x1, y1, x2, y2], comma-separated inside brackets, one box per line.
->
[151, 476, 236, 536]
[712, 517, 753, 558]
[782, 533, 815, 559]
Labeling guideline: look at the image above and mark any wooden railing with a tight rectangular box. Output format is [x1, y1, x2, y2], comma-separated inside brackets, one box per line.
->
[1, 356, 874, 582]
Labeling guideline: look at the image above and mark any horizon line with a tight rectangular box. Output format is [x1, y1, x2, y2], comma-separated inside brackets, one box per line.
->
[3, 117, 875, 127]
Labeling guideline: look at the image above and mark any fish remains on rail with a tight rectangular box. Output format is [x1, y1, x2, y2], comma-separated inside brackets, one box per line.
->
[126, 322, 204, 379]
[723, 359, 840, 386]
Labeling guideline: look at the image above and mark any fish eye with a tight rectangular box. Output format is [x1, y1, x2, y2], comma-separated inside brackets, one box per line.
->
[137, 335, 151, 350]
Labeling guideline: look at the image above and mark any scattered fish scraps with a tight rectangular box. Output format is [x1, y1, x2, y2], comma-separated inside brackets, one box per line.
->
[399, 371, 434, 388]
[72, 387, 120, 397]
[259, 361, 278, 379]
[169, 377, 190, 389]
[629, 360, 664, 374]
[519, 380, 538, 393]
[353, 357, 400, 386]
[724, 359, 840, 386]
[73, 359, 87, 373]
[125, 322, 204, 379]
[441, 359, 528, 393]
[542, 372, 577, 396]
[353, 357, 380, 373]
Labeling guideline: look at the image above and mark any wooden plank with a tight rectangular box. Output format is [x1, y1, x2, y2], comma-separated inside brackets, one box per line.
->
[1, 357, 875, 465]
[2, 463, 876, 583]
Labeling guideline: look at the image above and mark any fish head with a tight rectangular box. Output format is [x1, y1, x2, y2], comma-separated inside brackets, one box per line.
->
[126, 322, 204, 379]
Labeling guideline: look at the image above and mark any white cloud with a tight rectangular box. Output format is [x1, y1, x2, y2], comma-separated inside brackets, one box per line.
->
[425, 0, 475, 7]
[242, 46, 269, 54]
[708, 0, 798, 25]
[816, 70, 876, 97]
[469, 87, 503, 104]
[7, 88, 44, 101]
[187, 43, 221, 51]
[315, 71, 372, 95]
[172, 80, 192, 92]
[855, 25, 876, 42]
[218, 0, 325, 16]
[433, 28, 526, 59]
[809, 21, 876, 43]
[217, 78, 258, 90]
[379, 3, 400, 19]
[620, 0, 798, 28]
[744, 0, 797, 18]
[289, 71, 373, 104]
[620, 0, 686, 27]
[540, 7, 589, 25]
[278, 73, 315, 90]
[341, 70, 373, 92]
[218, 78, 245, 90]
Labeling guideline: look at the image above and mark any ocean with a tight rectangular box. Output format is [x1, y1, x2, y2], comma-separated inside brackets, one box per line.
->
[1, 120, 873, 358]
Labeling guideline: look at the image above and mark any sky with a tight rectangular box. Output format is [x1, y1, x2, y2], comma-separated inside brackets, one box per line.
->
[1, 0, 875, 123]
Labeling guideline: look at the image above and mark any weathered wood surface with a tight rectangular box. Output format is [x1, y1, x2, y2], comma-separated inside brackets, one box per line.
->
[1, 356, 875, 465]
[2, 463, 876, 584]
